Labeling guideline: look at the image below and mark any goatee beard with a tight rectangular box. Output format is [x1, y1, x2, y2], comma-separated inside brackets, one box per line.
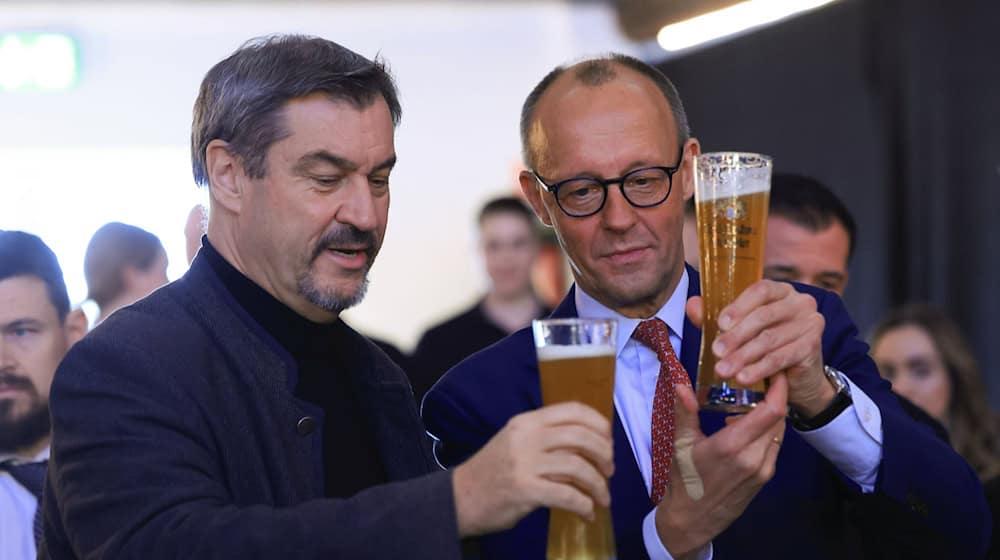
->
[297, 224, 377, 313]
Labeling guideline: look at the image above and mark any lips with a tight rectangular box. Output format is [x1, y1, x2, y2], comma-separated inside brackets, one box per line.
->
[601, 246, 652, 265]
[322, 246, 371, 270]
[327, 246, 369, 258]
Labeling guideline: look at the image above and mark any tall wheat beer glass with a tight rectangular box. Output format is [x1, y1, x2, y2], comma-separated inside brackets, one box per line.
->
[694, 152, 772, 412]
[532, 318, 617, 560]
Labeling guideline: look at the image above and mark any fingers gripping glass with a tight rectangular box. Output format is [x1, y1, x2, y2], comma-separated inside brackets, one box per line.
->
[531, 146, 685, 218]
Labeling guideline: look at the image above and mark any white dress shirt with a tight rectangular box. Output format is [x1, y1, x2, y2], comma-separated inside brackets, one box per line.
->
[574, 270, 884, 560]
[0, 446, 49, 560]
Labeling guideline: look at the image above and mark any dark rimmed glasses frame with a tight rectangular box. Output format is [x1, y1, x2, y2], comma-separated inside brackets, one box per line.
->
[531, 146, 686, 218]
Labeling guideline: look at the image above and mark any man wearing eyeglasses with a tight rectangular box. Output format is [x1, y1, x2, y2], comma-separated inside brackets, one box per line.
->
[422, 55, 988, 559]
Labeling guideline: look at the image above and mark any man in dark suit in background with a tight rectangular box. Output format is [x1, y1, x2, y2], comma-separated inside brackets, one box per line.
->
[42, 35, 616, 559]
[423, 54, 989, 559]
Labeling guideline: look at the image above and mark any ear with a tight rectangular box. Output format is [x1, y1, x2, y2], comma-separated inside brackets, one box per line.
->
[681, 138, 701, 202]
[518, 170, 554, 227]
[205, 139, 244, 215]
[63, 308, 89, 347]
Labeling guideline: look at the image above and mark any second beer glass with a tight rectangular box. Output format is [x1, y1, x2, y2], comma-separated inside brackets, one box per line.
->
[532, 318, 617, 560]
[693, 152, 772, 412]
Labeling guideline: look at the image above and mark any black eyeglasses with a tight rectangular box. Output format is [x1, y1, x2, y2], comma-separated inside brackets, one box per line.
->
[531, 146, 685, 218]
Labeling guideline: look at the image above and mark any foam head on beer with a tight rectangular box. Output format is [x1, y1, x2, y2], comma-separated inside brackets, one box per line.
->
[536, 344, 615, 362]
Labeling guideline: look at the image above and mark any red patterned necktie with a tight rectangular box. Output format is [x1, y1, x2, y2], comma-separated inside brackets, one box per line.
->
[632, 318, 691, 504]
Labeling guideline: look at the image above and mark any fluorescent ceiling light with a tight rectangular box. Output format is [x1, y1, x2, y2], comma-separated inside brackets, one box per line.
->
[657, 0, 838, 52]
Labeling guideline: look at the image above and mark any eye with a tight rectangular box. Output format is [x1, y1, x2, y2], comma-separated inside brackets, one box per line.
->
[313, 176, 345, 188]
[911, 363, 933, 379]
[369, 176, 390, 192]
[561, 181, 601, 200]
[9, 327, 37, 338]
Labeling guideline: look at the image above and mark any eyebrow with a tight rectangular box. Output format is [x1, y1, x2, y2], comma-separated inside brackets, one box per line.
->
[293, 151, 397, 175]
[2, 318, 44, 330]
[904, 355, 935, 367]
[817, 272, 847, 283]
[549, 160, 657, 182]
[763, 265, 799, 275]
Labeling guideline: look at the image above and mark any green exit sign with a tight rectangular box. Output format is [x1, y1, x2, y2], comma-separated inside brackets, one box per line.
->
[0, 32, 79, 92]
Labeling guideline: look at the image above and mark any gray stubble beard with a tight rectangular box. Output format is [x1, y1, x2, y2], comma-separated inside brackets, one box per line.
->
[297, 267, 370, 314]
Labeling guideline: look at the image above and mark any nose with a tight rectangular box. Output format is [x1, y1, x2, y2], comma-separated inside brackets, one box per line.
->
[599, 185, 639, 232]
[335, 175, 380, 233]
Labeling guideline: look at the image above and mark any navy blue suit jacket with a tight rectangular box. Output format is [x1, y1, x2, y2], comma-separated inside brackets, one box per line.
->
[42, 252, 461, 559]
[424, 268, 989, 559]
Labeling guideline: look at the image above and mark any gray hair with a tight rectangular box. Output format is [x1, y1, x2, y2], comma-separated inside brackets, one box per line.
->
[191, 34, 401, 186]
[519, 53, 690, 169]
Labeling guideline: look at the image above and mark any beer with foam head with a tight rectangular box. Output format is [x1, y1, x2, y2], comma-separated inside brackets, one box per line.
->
[693, 153, 772, 412]
[533, 319, 617, 560]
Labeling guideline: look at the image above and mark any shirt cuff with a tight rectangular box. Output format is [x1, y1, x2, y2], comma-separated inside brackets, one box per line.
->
[643, 507, 713, 560]
[793, 374, 883, 492]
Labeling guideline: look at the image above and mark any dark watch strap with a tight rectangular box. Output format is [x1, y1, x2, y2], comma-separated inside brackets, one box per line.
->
[788, 366, 853, 431]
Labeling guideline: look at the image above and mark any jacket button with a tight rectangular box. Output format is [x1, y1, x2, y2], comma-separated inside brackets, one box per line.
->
[296, 416, 316, 435]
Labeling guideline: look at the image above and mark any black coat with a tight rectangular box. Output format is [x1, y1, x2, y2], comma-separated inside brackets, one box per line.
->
[41, 253, 461, 559]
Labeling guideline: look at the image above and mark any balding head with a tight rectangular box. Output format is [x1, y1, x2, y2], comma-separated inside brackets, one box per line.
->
[520, 54, 690, 171]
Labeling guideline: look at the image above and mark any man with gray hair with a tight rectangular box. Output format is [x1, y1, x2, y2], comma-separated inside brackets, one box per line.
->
[42, 35, 613, 559]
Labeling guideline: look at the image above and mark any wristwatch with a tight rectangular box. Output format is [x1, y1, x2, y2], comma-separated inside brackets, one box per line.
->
[787, 365, 852, 431]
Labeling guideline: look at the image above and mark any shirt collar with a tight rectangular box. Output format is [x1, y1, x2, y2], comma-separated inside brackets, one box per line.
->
[0, 445, 50, 465]
[574, 269, 689, 359]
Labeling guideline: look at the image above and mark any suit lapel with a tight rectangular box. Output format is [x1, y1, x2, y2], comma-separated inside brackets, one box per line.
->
[550, 286, 578, 318]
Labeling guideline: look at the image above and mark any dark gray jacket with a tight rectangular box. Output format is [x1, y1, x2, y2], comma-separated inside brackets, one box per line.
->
[41, 252, 460, 559]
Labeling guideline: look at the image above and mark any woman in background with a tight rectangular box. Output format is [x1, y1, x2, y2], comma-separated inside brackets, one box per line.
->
[84, 222, 169, 324]
[870, 303, 1000, 555]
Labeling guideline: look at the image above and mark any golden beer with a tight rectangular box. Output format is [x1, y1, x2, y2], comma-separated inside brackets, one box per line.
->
[694, 153, 772, 412]
[533, 319, 617, 560]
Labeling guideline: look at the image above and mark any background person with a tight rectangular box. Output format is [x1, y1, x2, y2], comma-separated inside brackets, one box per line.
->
[0, 231, 86, 559]
[763, 173, 854, 294]
[762, 173, 948, 440]
[83, 222, 169, 324]
[870, 303, 1000, 481]
[410, 196, 550, 402]
[870, 303, 1000, 557]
